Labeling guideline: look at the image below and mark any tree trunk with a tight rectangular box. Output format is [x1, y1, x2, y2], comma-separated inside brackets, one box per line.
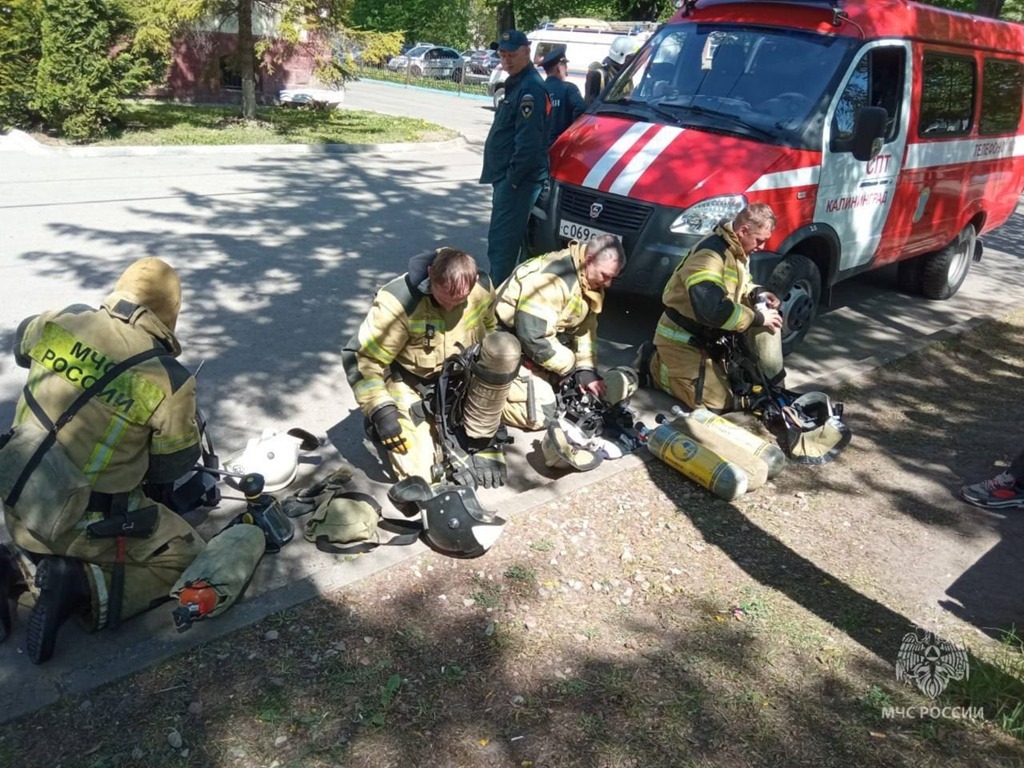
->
[238, 0, 256, 120]
[975, 0, 1005, 17]
[496, 2, 514, 34]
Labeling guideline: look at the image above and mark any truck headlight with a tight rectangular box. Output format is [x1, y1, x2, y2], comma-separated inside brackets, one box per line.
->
[669, 195, 747, 235]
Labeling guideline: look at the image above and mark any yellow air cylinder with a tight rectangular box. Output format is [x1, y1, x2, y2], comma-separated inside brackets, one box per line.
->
[646, 422, 751, 501]
[663, 415, 769, 491]
[689, 407, 787, 479]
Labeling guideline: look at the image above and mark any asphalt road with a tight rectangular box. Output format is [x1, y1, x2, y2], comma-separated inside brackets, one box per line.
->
[0, 83, 1023, 722]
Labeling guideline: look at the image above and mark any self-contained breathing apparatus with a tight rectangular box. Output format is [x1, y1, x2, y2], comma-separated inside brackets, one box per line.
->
[713, 333, 851, 465]
[396, 332, 522, 489]
[553, 366, 649, 458]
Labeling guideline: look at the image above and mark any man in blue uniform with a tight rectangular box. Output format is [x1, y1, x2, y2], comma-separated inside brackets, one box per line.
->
[480, 29, 551, 287]
[541, 46, 586, 147]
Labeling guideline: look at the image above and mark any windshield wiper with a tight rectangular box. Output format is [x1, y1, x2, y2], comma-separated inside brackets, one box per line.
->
[592, 101, 654, 122]
[650, 101, 774, 140]
[594, 100, 685, 126]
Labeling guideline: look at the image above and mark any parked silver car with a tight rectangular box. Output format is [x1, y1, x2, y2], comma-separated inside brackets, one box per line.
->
[387, 45, 463, 79]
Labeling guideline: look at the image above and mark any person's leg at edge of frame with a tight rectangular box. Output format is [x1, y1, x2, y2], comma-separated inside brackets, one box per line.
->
[960, 447, 1024, 509]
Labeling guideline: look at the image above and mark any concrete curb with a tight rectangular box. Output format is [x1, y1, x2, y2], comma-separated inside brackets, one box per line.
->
[0, 128, 467, 158]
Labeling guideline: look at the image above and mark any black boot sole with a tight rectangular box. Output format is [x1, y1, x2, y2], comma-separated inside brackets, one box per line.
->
[26, 559, 76, 665]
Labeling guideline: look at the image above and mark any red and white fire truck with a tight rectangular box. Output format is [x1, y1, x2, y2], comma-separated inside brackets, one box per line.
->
[529, 0, 1024, 350]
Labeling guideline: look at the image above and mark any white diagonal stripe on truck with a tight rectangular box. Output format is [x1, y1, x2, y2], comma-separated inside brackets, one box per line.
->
[582, 123, 657, 190]
[746, 165, 820, 192]
[608, 126, 685, 196]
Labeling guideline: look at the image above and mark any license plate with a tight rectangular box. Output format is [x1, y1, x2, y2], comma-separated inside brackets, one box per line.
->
[558, 219, 620, 242]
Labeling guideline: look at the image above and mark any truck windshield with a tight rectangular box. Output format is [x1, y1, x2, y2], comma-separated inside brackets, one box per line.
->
[600, 23, 855, 147]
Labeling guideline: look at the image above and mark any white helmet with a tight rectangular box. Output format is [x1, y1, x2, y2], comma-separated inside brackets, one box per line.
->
[607, 36, 638, 65]
[223, 428, 319, 492]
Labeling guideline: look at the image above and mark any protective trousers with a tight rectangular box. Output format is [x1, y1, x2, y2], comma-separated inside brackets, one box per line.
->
[6, 498, 205, 630]
[503, 365, 559, 430]
[382, 379, 441, 481]
[649, 326, 784, 412]
[487, 176, 544, 286]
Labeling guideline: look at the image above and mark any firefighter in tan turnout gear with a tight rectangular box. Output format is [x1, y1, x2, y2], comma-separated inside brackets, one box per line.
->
[642, 203, 785, 412]
[343, 247, 521, 489]
[0, 258, 206, 664]
[497, 235, 625, 431]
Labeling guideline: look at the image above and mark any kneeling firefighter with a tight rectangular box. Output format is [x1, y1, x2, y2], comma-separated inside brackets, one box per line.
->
[496, 234, 625, 438]
[342, 247, 521, 489]
[0, 257, 206, 663]
[640, 203, 785, 414]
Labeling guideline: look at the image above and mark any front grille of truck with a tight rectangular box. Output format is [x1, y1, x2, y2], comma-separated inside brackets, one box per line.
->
[559, 185, 653, 232]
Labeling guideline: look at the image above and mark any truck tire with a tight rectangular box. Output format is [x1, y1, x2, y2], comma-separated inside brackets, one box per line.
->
[896, 255, 924, 295]
[767, 254, 821, 355]
[921, 224, 975, 300]
[492, 86, 505, 110]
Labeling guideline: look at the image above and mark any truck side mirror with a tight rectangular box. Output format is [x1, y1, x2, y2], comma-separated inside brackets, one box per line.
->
[851, 106, 887, 162]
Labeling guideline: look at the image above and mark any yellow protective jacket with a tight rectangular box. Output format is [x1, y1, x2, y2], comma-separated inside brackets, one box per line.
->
[343, 250, 496, 417]
[494, 242, 602, 377]
[12, 292, 201, 494]
[656, 223, 760, 347]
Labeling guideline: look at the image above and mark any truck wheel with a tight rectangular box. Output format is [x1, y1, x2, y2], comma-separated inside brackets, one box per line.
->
[921, 224, 975, 300]
[492, 87, 505, 110]
[896, 255, 924, 295]
[768, 254, 821, 355]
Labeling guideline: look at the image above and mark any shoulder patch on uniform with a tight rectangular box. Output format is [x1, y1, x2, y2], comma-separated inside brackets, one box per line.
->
[521, 93, 535, 119]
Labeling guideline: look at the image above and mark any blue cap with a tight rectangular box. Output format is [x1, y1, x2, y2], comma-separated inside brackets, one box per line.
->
[498, 29, 529, 51]
[541, 45, 568, 71]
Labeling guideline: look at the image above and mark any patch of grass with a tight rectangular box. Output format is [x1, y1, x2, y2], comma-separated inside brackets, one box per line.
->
[862, 685, 895, 720]
[529, 538, 555, 552]
[470, 587, 501, 609]
[557, 677, 590, 696]
[441, 663, 466, 683]
[946, 628, 1024, 738]
[79, 101, 454, 147]
[737, 586, 770, 621]
[504, 564, 537, 584]
[357, 673, 403, 727]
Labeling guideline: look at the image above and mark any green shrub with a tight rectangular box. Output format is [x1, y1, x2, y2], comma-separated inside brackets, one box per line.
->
[31, 0, 163, 141]
[0, 0, 42, 130]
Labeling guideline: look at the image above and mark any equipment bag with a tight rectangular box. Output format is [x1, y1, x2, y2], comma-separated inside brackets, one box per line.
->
[303, 490, 385, 554]
[170, 523, 266, 630]
[0, 347, 163, 544]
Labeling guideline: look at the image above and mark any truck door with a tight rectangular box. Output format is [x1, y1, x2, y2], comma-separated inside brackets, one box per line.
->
[816, 42, 911, 271]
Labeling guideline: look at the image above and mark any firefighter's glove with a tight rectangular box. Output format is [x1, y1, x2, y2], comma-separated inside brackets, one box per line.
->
[566, 368, 605, 400]
[571, 368, 601, 390]
[446, 444, 478, 489]
[371, 405, 407, 454]
[471, 444, 508, 489]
